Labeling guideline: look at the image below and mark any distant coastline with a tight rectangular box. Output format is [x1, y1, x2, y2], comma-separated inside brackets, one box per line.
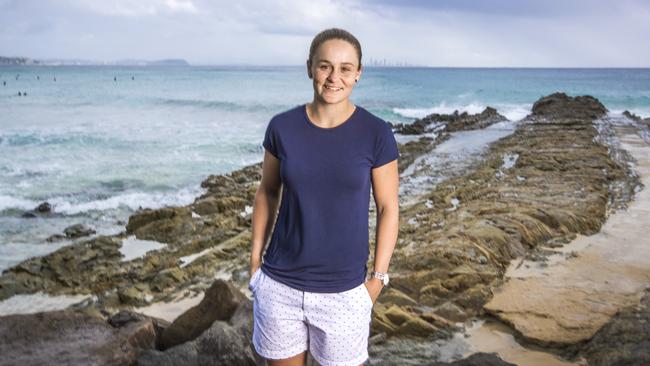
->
[0, 56, 190, 66]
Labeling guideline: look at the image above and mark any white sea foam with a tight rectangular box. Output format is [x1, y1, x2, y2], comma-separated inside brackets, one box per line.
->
[120, 235, 166, 261]
[394, 102, 487, 118]
[610, 108, 650, 119]
[0, 292, 93, 316]
[0, 185, 204, 214]
[0, 195, 40, 212]
[393, 102, 531, 122]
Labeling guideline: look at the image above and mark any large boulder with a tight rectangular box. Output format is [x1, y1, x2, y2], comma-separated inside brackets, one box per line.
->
[137, 301, 261, 366]
[160, 279, 249, 349]
[531, 92, 607, 120]
[0, 308, 158, 366]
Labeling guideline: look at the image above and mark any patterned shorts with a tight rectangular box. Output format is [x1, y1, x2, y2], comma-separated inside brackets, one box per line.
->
[248, 267, 373, 366]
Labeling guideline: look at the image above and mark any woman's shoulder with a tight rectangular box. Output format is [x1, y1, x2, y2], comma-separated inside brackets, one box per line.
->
[355, 105, 392, 132]
[270, 104, 305, 124]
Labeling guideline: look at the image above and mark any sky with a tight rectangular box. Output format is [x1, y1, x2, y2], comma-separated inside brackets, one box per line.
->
[1, 0, 649, 67]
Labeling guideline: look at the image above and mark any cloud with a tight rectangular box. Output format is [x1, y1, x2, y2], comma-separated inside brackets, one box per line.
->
[0, 0, 648, 66]
[67, 0, 198, 17]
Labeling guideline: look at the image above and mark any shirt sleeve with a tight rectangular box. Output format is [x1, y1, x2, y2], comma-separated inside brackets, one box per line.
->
[262, 119, 279, 159]
[372, 122, 400, 168]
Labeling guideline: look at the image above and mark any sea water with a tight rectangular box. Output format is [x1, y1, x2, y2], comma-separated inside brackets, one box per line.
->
[1, 66, 650, 270]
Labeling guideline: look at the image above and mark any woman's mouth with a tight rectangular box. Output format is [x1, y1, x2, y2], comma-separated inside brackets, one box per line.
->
[324, 85, 343, 91]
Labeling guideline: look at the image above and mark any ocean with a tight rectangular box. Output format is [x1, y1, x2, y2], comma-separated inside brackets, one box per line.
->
[1, 66, 650, 271]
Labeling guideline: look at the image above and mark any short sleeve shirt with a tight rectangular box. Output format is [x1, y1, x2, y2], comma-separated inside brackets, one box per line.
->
[260, 103, 399, 293]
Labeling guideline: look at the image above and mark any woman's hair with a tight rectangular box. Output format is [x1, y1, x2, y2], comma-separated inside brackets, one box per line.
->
[308, 28, 362, 70]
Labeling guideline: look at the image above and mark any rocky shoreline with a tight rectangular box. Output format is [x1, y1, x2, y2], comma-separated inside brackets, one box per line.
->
[0, 92, 647, 365]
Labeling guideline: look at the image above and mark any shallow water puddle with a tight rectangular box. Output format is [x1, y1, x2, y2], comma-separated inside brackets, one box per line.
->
[0, 291, 93, 316]
[399, 120, 519, 206]
[120, 235, 166, 261]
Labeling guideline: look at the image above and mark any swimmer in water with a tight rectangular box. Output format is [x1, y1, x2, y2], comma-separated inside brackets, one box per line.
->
[114, 76, 117, 82]
[18, 91, 22, 96]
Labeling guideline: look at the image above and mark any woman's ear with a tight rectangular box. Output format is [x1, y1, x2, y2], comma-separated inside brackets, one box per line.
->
[306, 59, 312, 79]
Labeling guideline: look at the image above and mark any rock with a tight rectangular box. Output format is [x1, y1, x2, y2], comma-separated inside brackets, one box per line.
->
[577, 289, 650, 366]
[391, 107, 508, 135]
[0, 308, 157, 365]
[623, 110, 642, 122]
[160, 279, 248, 349]
[46, 233, 66, 242]
[371, 305, 444, 339]
[428, 352, 517, 365]
[126, 207, 191, 233]
[384, 305, 414, 326]
[444, 107, 508, 132]
[434, 301, 467, 322]
[64, 223, 96, 238]
[531, 92, 607, 120]
[118, 286, 147, 306]
[379, 288, 418, 306]
[394, 316, 440, 338]
[192, 196, 247, 216]
[35, 201, 52, 213]
[137, 301, 260, 366]
[21, 212, 37, 218]
[108, 310, 171, 350]
[151, 268, 187, 293]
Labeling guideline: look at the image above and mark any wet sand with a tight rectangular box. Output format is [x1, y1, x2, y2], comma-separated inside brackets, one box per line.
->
[483, 122, 650, 347]
[461, 319, 585, 365]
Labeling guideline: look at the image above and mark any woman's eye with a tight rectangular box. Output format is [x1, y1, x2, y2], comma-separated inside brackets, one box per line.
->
[320, 65, 329, 70]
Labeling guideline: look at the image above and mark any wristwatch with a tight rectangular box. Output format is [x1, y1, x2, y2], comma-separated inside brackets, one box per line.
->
[371, 271, 389, 287]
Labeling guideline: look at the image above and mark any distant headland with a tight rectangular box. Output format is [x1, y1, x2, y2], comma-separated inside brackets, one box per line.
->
[0, 56, 190, 66]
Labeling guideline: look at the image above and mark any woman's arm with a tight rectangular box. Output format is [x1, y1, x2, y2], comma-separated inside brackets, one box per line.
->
[366, 159, 399, 300]
[250, 150, 282, 276]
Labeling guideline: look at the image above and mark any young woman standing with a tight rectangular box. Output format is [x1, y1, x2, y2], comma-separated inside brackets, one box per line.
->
[249, 28, 400, 366]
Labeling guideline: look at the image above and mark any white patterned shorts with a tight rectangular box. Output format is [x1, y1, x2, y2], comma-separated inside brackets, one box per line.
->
[248, 267, 373, 366]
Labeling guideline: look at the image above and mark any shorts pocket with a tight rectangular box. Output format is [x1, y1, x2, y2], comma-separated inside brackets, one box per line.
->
[361, 282, 374, 308]
[248, 267, 263, 292]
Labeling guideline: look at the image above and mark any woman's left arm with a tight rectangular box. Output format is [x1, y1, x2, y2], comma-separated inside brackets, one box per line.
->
[365, 159, 400, 302]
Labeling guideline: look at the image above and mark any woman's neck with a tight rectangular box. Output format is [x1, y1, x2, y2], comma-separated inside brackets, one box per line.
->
[307, 100, 356, 128]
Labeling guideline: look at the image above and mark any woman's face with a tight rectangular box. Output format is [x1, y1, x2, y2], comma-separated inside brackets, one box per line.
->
[308, 39, 362, 105]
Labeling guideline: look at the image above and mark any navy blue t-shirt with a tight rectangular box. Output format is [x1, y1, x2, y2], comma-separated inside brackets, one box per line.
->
[259, 103, 400, 293]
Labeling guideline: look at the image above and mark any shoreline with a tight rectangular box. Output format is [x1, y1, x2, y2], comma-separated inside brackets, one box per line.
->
[1, 93, 648, 364]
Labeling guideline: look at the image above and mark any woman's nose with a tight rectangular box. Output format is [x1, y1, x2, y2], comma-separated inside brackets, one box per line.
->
[327, 68, 341, 80]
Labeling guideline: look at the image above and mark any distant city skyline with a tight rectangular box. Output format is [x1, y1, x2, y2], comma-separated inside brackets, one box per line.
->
[1, 0, 649, 67]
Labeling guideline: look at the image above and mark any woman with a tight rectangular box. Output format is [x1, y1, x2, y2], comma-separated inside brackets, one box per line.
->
[249, 28, 400, 366]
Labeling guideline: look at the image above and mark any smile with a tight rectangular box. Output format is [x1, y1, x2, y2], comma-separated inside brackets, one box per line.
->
[324, 85, 343, 91]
